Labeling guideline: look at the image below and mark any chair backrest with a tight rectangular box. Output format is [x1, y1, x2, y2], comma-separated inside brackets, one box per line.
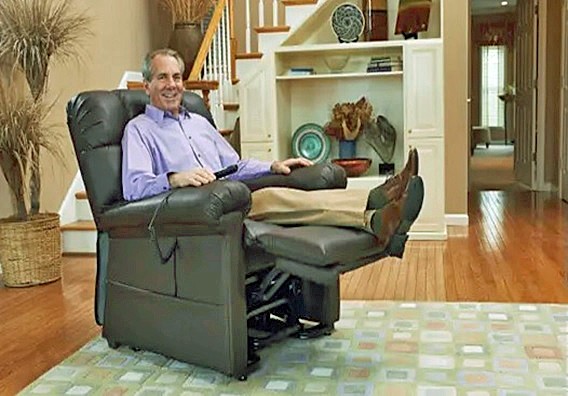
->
[66, 89, 214, 220]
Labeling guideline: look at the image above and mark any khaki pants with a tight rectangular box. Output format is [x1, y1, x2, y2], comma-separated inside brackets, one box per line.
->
[248, 187, 371, 230]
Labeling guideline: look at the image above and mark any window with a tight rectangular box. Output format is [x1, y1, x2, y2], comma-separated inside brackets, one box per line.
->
[480, 45, 506, 128]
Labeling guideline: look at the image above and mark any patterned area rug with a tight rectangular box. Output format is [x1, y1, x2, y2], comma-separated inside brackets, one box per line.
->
[22, 301, 568, 395]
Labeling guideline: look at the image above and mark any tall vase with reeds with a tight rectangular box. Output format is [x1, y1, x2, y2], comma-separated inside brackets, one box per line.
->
[0, 0, 90, 287]
[159, 0, 216, 80]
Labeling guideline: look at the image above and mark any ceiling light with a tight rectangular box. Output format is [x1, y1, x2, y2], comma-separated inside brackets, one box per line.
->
[501, 1, 508, 5]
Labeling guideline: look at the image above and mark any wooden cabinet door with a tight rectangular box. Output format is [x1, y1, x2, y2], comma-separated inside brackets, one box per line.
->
[407, 137, 446, 237]
[240, 66, 271, 143]
[241, 142, 276, 162]
[404, 41, 444, 139]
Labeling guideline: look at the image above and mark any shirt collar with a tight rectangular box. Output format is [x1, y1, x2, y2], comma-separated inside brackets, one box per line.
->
[145, 104, 191, 123]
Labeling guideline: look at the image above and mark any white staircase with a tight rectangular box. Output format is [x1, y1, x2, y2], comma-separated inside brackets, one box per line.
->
[60, 192, 96, 254]
[60, 0, 320, 254]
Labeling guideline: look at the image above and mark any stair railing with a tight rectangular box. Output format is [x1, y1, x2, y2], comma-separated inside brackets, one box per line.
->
[166, 0, 295, 118]
[188, 0, 233, 123]
[244, 0, 281, 52]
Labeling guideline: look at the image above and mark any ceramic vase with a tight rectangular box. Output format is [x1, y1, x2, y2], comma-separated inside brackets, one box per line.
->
[169, 23, 204, 80]
[339, 140, 357, 159]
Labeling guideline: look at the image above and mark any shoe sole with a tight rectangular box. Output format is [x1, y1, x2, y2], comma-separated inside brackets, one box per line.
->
[410, 148, 419, 176]
[396, 176, 424, 234]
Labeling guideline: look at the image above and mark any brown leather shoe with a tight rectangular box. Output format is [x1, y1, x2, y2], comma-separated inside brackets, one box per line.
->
[367, 148, 419, 209]
[384, 148, 419, 192]
[370, 175, 424, 248]
[370, 200, 403, 248]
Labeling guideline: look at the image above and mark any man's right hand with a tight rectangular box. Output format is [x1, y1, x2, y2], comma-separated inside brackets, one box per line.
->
[168, 168, 216, 188]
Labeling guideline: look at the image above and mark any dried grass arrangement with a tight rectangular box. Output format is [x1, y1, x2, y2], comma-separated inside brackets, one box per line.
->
[159, 0, 217, 24]
[0, 81, 61, 221]
[0, 0, 90, 219]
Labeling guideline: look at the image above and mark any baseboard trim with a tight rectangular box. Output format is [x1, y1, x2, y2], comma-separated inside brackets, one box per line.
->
[63, 252, 96, 257]
[445, 214, 469, 226]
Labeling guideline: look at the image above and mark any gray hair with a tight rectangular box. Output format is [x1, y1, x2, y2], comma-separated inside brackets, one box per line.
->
[142, 48, 185, 82]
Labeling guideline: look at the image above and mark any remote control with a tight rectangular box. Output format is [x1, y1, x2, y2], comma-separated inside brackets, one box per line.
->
[214, 164, 238, 179]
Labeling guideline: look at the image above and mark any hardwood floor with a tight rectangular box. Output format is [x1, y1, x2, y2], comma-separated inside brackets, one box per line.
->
[0, 190, 566, 393]
[0, 257, 99, 395]
[341, 191, 568, 302]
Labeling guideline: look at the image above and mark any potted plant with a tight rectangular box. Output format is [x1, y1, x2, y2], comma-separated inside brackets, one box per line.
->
[0, 0, 90, 287]
[159, 0, 217, 79]
[324, 97, 373, 159]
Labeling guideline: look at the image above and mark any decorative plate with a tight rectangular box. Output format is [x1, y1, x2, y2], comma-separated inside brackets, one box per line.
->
[291, 123, 331, 164]
[331, 3, 365, 43]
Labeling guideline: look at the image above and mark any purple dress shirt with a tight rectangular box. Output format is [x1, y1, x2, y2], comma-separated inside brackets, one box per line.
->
[122, 105, 272, 200]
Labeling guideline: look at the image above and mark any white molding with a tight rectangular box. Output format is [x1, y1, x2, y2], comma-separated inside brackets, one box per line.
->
[58, 173, 85, 226]
[445, 214, 469, 226]
[408, 230, 448, 240]
[62, 230, 97, 254]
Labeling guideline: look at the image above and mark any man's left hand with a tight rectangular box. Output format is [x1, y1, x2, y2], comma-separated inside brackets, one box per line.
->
[270, 157, 313, 175]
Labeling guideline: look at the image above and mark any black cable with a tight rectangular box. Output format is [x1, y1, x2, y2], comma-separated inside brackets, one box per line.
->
[148, 190, 178, 264]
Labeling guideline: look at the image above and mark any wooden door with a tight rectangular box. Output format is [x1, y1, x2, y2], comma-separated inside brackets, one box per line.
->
[514, 0, 537, 189]
[403, 41, 444, 139]
[562, 0, 568, 202]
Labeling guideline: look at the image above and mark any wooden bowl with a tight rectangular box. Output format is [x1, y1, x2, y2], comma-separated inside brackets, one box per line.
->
[331, 158, 372, 177]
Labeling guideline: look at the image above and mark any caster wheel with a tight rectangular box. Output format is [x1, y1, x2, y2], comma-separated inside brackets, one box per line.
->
[107, 340, 120, 349]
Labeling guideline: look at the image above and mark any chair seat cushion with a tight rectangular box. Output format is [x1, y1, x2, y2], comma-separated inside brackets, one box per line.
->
[244, 220, 383, 267]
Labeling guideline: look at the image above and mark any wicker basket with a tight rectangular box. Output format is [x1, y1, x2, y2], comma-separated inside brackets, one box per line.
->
[0, 213, 62, 287]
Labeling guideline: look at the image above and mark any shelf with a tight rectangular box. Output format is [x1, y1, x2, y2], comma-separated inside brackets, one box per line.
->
[276, 41, 406, 54]
[346, 175, 388, 191]
[276, 71, 403, 81]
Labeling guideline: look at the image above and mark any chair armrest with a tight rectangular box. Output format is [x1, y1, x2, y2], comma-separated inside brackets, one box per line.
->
[98, 181, 251, 230]
[240, 163, 347, 192]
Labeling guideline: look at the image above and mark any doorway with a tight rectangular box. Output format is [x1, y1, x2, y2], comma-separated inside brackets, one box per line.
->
[469, 0, 524, 192]
[561, 0, 568, 202]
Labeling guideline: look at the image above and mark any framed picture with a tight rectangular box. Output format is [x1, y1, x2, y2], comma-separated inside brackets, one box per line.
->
[395, 0, 432, 39]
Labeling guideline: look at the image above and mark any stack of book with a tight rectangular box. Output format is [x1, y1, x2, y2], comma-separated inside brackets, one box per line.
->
[366, 56, 403, 73]
[287, 67, 315, 76]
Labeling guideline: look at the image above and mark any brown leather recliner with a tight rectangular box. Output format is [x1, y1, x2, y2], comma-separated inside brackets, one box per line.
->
[66, 90, 410, 379]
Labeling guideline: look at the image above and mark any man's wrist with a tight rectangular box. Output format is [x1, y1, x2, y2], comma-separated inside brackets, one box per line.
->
[167, 172, 177, 188]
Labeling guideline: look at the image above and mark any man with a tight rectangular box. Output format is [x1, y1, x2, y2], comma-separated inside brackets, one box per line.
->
[122, 49, 424, 247]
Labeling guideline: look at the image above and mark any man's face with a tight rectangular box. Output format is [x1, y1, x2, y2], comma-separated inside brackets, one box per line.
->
[145, 54, 184, 116]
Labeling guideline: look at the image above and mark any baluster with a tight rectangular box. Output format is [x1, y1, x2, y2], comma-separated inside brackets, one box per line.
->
[223, 5, 231, 83]
[273, 0, 278, 26]
[205, 52, 212, 81]
[215, 31, 224, 113]
[213, 34, 219, 84]
[258, 0, 265, 28]
[245, 0, 251, 52]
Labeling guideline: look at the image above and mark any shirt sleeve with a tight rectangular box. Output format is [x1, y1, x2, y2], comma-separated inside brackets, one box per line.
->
[211, 125, 272, 180]
[122, 122, 171, 200]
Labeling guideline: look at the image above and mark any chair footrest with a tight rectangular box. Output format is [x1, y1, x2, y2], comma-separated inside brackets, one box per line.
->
[245, 220, 385, 267]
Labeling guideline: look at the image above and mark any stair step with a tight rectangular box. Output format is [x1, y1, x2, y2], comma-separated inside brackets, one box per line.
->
[236, 52, 263, 60]
[75, 190, 87, 200]
[75, 192, 93, 221]
[223, 103, 240, 111]
[282, 0, 318, 5]
[61, 220, 96, 231]
[254, 26, 291, 34]
[61, 220, 97, 254]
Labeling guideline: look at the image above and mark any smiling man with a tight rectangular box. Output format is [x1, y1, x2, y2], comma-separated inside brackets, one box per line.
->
[122, 48, 311, 201]
[121, 48, 425, 248]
